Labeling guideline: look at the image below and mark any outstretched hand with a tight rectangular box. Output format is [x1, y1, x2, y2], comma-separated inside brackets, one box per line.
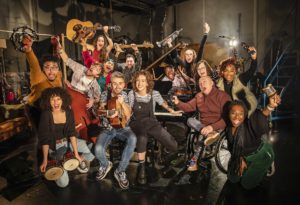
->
[203, 22, 210, 34]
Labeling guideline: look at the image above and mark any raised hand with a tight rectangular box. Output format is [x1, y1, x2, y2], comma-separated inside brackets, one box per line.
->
[248, 46, 257, 60]
[22, 35, 33, 53]
[204, 22, 210, 34]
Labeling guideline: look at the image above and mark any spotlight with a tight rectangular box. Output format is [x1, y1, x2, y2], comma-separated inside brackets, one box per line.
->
[229, 38, 238, 47]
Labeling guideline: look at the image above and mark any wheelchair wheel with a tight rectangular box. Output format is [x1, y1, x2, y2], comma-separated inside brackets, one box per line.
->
[215, 136, 231, 174]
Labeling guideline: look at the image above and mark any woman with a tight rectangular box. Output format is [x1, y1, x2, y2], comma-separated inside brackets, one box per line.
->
[225, 93, 280, 189]
[38, 87, 95, 187]
[216, 47, 257, 116]
[83, 27, 113, 64]
[97, 59, 114, 91]
[193, 59, 219, 92]
[128, 70, 180, 185]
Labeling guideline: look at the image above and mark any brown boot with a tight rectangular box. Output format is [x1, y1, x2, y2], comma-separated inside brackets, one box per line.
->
[204, 131, 220, 146]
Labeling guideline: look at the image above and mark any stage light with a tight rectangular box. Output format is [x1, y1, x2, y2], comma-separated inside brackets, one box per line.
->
[229, 38, 238, 47]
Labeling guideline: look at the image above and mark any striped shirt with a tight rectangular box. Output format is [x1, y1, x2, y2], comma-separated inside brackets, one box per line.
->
[128, 90, 164, 111]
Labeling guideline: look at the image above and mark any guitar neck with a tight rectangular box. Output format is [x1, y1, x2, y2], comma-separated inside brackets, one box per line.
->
[119, 44, 148, 49]
[61, 33, 67, 81]
[95, 26, 116, 30]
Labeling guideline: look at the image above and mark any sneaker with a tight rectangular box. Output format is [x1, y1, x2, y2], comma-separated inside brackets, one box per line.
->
[114, 170, 129, 189]
[204, 131, 220, 146]
[77, 160, 89, 173]
[96, 161, 113, 181]
[187, 156, 198, 171]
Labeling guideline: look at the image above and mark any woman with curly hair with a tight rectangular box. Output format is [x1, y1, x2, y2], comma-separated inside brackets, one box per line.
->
[128, 70, 180, 185]
[38, 87, 95, 187]
[216, 47, 258, 116]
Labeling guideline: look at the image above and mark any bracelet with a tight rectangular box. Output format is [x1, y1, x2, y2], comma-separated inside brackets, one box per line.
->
[267, 105, 275, 111]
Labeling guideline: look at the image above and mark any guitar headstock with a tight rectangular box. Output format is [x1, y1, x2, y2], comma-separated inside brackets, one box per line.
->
[142, 41, 154, 48]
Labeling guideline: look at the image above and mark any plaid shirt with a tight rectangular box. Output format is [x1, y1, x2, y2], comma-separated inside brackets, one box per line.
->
[67, 58, 101, 100]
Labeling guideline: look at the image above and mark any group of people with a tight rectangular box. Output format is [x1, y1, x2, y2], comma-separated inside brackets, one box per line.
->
[21, 22, 280, 190]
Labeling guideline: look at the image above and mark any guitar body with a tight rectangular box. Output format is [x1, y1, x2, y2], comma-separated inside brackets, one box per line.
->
[66, 85, 99, 143]
[66, 19, 96, 43]
[107, 97, 126, 128]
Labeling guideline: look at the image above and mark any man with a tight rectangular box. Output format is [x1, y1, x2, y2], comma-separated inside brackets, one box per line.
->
[161, 64, 187, 88]
[94, 71, 136, 189]
[22, 35, 62, 127]
[173, 76, 231, 171]
[58, 38, 101, 108]
[115, 44, 142, 86]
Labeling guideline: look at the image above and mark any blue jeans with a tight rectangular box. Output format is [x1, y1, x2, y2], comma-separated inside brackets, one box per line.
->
[49, 138, 94, 188]
[95, 127, 137, 172]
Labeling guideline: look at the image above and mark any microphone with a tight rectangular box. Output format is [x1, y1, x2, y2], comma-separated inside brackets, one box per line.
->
[218, 35, 234, 40]
[241, 42, 256, 55]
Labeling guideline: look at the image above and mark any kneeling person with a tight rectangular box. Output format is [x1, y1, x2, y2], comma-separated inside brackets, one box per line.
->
[39, 87, 95, 188]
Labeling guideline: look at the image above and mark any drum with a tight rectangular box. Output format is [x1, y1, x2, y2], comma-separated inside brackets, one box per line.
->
[62, 151, 80, 171]
[44, 160, 64, 181]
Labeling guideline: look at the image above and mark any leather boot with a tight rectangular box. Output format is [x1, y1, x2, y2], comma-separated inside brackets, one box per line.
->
[137, 162, 147, 185]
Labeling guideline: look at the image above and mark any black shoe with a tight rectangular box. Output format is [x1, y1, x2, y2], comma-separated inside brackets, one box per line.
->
[114, 170, 129, 189]
[137, 163, 147, 185]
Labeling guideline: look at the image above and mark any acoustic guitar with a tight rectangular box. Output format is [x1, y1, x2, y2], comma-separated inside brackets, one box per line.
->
[98, 96, 127, 129]
[66, 19, 121, 43]
[114, 41, 154, 53]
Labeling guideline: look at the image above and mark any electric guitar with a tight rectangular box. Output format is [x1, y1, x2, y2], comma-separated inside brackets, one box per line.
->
[114, 41, 154, 53]
[66, 19, 121, 43]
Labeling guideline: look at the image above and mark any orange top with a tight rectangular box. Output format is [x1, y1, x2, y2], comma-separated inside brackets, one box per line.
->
[26, 50, 62, 106]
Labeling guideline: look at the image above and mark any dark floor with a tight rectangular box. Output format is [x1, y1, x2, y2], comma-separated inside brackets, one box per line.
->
[1, 117, 300, 205]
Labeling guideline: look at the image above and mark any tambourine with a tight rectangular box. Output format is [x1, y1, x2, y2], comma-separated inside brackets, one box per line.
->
[10, 25, 38, 52]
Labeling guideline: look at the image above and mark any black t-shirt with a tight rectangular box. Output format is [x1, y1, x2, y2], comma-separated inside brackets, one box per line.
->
[226, 109, 269, 156]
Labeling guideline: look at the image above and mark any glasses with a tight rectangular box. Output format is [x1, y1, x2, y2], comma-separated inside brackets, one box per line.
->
[43, 65, 59, 71]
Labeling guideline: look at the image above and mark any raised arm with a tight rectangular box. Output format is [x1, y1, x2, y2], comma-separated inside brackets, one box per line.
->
[196, 22, 210, 62]
[239, 47, 257, 85]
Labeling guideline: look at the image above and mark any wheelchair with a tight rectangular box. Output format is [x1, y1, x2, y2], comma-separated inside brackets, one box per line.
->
[186, 128, 231, 174]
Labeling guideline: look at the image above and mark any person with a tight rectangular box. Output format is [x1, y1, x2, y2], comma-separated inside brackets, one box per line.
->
[173, 76, 231, 171]
[84, 27, 114, 63]
[169, 22, 210, 83]
[193, 60, 219, 92]
[22, 35, 62, 128]
[115, 44, 142, 86]
[128, 70, 180, 184]
[57, 39, 101, 108]
[38, 87, 95, 188]
[225, 93, 281, 189]
[216, 46, 257, 116]
[94, 71, 136, 189]
[161, 64, 187, 89]
[97, 59, 115, 92]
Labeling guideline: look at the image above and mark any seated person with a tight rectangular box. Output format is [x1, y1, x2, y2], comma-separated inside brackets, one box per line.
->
[39, 87, 95, 188]
[194, 60, 219, 92]
[161, 64, 187, 89]
[94, 71, 136, 190]
[173, 76, 231, 171]
[128, 70, 180, 185]
[216, 46, 257, 116]
[225, 93, 280, 189]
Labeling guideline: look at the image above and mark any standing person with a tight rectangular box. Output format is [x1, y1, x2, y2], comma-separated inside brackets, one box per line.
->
[57, 41, 101, 108]
[225, 93, 281, 189]
[39, 87, 95, 187]
[173, 76, 231, 171]
[128, 70, 180, 185]
[169, 22, 211, 83]
[115, 44, 142, 86]
[217, 46, 258, 116]
[22, 35, 62, 128]
[84, 26, 113, 63]
[94, 71, 136, 190]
